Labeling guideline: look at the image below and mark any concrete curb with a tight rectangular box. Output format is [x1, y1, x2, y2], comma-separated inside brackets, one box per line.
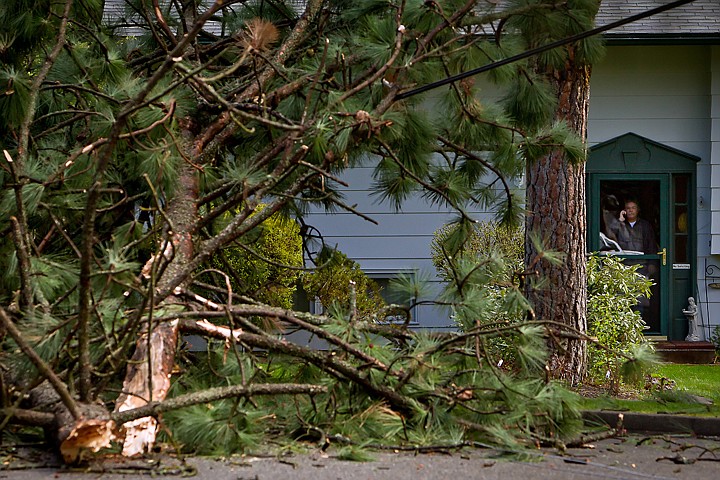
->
[583, 410, 720, 436]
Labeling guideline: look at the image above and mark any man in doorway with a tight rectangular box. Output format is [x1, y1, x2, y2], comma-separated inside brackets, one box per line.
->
[611, 199, 658, 321]
[612, 199, 657, 254]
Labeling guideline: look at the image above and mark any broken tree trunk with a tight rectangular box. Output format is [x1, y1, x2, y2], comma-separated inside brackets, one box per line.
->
[113, 119, 198, 455]
[0, 307, 115, 463]
[113, 319, 180, 456]
[29, 382, 116, 464]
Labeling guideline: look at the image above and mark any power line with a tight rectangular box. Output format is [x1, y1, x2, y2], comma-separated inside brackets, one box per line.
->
[395, 0, 698, 100]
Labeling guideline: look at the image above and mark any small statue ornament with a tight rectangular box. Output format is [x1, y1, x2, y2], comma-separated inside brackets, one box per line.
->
[683, 297, 700, 342]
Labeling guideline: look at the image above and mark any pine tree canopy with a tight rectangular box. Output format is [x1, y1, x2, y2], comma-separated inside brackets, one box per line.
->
[0, 0, 615, 460]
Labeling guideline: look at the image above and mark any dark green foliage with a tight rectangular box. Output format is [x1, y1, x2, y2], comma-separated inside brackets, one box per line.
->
[0, 0, 100, 66]
[0, 67, 31, 129]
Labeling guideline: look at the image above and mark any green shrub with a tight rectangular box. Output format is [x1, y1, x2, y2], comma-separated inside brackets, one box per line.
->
[430, 223, 655, 390]
[207, 205, 303, 308]
[431, 220, 524, 283]
[586, 254, 653, 390]
[301, 249, 385, 320]
[431, 220, 527, 325]
[710, 325, 720, 358]
[430, 221, 528, 366]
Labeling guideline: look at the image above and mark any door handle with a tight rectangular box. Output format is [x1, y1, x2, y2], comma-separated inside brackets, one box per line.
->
[657, 248, 666, 266]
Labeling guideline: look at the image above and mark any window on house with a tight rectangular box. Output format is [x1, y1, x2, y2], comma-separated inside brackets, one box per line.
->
[294, 271, 419, 325]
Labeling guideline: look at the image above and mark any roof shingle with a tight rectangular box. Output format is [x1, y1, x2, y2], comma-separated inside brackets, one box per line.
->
[596, 0, 720, 35]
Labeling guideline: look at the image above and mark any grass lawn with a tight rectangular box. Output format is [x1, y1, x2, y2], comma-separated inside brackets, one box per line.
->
[655, 364, 720, 402]
[580, 363, 720, 416]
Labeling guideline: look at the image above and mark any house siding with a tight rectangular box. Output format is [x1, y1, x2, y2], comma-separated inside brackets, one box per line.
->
[705, 45, 720, 340]
[710, 46, 720, 254]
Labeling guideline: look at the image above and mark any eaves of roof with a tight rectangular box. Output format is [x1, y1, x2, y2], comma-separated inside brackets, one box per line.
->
[603, 32, 720, 45]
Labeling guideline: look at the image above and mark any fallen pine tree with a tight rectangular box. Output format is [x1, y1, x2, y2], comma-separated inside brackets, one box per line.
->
[0, 0, 653, 463]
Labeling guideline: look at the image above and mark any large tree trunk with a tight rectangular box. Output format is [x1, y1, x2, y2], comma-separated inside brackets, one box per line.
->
[525, 58, 590, 386]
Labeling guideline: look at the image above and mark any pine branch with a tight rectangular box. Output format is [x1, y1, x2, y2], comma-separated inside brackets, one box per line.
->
[178, 318, 419, 414]
[375, 137, 474, 223]
[9, 216, 33, 310]
[437, 135, 515, 215]
[172, 295, 393, 374]
[152, 0, 177, 47]
[0, 407, 55, 427]
[186, 0, 329, 181]
[194, 136, 294, 232]
[334, 3, 406, 108]
[413, 0, 477, 60]
[0, 307, 81, 420]
[111, 383, 327, 425]
[17, 0, 73, 158]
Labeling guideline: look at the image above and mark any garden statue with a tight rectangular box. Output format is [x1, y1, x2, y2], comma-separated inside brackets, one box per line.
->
[683, 297, 700, 342]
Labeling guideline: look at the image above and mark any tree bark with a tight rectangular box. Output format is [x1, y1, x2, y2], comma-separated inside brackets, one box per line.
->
[113, 132, 196, 455]
[525, 57, 590, 386]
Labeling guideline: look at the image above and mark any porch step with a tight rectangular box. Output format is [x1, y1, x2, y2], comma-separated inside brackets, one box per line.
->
[653, 341, 716, 364]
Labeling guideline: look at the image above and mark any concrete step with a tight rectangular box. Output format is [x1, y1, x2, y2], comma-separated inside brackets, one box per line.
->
[653, 341, 716, 364]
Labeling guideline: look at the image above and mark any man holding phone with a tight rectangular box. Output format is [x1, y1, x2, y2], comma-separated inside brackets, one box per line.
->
[614, 199, 657, 254]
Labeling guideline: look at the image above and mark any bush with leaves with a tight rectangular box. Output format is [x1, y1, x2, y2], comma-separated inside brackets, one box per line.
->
[301, 248, 386, 320]
[206, 205, 303, 309]
[431, 223, 655, 390]
[431, 220, 528, 346]
[586, 254, 654, 391]
[431, 220, 535, 370]
[431, 220, 524, 284]
[710, 325, 720, 357]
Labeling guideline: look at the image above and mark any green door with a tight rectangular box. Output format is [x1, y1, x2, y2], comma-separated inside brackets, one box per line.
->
[588, 175, 670, 336]
[587, 133, 698, 340]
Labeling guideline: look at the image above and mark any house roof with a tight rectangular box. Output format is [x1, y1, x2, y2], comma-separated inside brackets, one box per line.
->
[597, 0, 720, 42]
[103, 1, 720, 41]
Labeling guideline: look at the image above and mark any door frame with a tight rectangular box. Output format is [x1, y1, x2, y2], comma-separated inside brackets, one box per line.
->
[587, 174, 670, 336]
[587, 133, 699, 340]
